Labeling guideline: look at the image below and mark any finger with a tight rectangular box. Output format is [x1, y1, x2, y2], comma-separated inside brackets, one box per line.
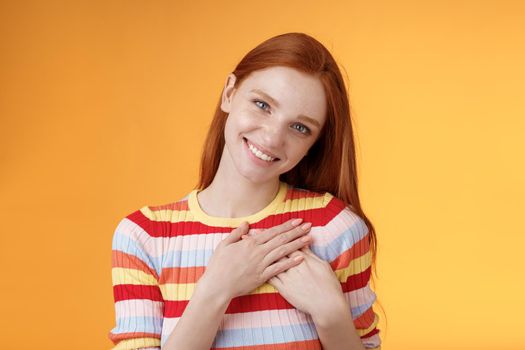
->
[241, 228, 264, 240]
[255, 218, 304, 244]
[223, 221, 249, 244]
[268, 276, 284, 289]
[262, 223, 312, 254]
[300, 245, 312, 253]
[262, 255, 304, 281]
[268, 276, 280, 283]
[300, 245, 319, 259]
[275, 256, 289, 263]
[262, 233, 312, 266]
[288, 250, 304, 259]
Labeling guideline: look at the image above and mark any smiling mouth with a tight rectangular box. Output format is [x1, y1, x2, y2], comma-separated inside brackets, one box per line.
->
[243, 137, 280, 162]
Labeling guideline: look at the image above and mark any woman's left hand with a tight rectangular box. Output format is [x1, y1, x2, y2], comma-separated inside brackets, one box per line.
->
[267, 245, 347, 318]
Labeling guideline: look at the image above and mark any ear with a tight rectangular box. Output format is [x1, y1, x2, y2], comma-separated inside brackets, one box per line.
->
[220, 73, 237, 113]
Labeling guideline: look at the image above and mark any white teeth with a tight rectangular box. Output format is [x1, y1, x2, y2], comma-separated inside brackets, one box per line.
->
[247, 141, 275, 162]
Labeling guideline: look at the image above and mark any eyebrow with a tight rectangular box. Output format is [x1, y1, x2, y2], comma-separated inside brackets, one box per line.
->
[249, 89, 322, 129]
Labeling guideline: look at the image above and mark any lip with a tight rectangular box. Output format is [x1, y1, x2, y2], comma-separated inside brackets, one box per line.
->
[243, 137, 280, 159]
[243, 138, 280, 166]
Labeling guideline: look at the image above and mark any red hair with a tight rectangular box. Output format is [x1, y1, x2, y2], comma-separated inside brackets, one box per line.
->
[197, 33, 383, 318]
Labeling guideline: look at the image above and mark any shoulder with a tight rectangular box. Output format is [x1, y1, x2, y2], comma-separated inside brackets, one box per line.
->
[305, 190, 369, 266]
[322, 192, 368, 235]
[110, 196, 189, 266]
[111, 198, 189, 274]
[114, 192, 192, 238]
[286, 184, 365, 231]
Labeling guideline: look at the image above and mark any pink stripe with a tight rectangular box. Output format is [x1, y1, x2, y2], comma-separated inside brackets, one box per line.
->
[119, 204, 362, 259]
[362, 333, 381, 348]
[115, 299, 164, 318]
[315, 206, 363, 245]
[345, 284, 377, 310]
[119, 221, 348, 259]
[162, 308, 314, 333]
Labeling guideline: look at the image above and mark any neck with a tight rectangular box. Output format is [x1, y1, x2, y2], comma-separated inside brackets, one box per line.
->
[197, 150, 281, 218]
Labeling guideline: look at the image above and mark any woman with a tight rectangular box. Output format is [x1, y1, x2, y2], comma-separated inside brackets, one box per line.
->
[109, 32, 382, 350]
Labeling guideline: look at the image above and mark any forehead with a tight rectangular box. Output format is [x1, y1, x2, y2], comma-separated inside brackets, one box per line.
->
[238, 66, 327, 123]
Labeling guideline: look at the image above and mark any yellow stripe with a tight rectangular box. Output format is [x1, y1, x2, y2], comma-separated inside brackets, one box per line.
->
[112, 337, 160, 350]
[159, 281, 279, 301]
[335, 251, 372, 282]
[159, 253, 371, 301]
[112, 267, 158, 286]
[356, 312, 380, 337]
[140, 182, 330, 226]
[160, 282, 215, 300]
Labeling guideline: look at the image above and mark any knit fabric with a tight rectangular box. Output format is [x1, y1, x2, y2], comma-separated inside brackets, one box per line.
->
[109, 181, 382, 349]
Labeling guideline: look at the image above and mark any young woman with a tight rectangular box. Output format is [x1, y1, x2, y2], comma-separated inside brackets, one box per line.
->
[109, 32, 383, 350]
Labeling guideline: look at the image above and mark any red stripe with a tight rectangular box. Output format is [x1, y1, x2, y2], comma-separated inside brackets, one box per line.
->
[163, 270, 369, 318]
[361, 327, 380, 339]
[126, 195, 346, 238]
[354, 307, 376, 329]
[113, 284, 163, 302]
[329, 233, 370, 270]
[164, 292, 294, 317]
[342, 265, 371, 292]
[211, 339, 322, 350]
[112, 250, 159, 280]
[108, 331, 160, 342]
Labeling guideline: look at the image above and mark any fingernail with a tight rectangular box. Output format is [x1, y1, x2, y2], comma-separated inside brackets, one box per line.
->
[301, 222, 312, 231]
[293, 256, 304, 262]
[291, 218, 303, 226]
[301, 235, 311, 242]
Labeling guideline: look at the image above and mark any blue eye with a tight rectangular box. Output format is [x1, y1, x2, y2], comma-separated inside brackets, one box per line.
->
[254, 99, 270, 111]
[293, 124, 311, 135]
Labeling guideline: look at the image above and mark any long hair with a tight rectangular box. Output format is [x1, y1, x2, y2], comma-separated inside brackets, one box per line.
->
[197, 32, 386, 328]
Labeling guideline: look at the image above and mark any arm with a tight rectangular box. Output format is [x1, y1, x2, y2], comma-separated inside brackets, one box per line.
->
[314, 200, 382, 349]
[109, 217, 163, 349]
[312, 296, 366, 350]
[162, 274, 232, 350]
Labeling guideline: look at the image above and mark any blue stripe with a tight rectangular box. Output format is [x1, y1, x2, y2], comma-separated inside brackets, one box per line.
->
[112, 223, 162, 276]
[115, 213, 369, 271]
[311, 215, 368, 261]
[212, 323, 319, 347]
[351, 301, 374, 319]
[111, 316, 163, 335]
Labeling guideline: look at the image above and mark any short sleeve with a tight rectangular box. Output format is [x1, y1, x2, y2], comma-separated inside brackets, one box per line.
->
[312, 198, 382, 349]
[108, 216, 164, 350]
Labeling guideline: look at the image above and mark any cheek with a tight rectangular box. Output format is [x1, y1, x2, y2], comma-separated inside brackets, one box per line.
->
[231, 110, 259, 133]
[224, 114, 253, 144]
[289, 142, 311, 158]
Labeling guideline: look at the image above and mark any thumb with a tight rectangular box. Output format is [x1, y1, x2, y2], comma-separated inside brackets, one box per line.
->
[223, 221, 250, 244]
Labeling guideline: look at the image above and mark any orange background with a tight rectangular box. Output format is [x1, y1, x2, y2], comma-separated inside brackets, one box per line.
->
[1, 1, 524, 349]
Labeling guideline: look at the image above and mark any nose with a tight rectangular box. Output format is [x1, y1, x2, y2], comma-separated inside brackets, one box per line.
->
[261, 120, 286, 151]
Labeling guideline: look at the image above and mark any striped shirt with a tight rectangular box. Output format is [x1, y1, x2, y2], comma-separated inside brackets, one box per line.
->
[109, 181, 382, 349]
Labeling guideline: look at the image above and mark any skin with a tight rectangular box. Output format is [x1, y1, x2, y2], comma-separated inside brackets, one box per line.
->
[164, 66, 366, 350]
[196, 65, 327, 218]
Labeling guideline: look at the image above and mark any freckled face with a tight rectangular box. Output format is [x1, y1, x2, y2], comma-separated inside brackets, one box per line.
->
[220, 66, 327, 183]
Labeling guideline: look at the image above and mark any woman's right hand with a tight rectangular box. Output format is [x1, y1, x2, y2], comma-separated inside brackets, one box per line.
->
[198, 218, 312, 300]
